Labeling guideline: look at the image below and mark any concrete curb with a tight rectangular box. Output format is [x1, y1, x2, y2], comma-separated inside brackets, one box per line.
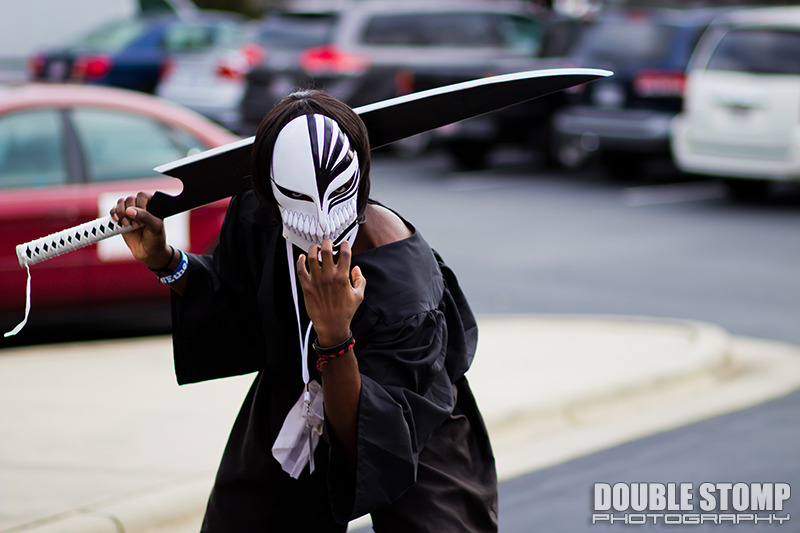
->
[4, 314, 798, 533]
[7, 477, 211, 533]
[468, 314, 731, 431]
[479, 318, 800, 481]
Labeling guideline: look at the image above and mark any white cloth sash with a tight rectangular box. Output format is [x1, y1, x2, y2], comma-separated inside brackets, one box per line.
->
[272, 380, 324, 479]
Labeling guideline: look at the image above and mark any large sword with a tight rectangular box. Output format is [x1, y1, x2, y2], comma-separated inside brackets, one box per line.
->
[14, 68, 611, 268]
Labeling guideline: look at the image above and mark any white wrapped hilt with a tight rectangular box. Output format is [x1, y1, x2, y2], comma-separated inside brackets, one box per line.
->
[15, 215, 136, 268]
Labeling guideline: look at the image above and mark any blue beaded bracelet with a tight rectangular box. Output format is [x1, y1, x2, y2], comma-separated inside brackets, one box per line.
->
[157, 249, 188, 285]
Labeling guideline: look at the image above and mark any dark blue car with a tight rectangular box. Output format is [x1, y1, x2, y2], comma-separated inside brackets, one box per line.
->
[29, 11, 246, 94]
[550, 8, 738, 178]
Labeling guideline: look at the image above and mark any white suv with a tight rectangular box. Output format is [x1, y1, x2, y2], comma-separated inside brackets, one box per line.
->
[670, 6, 800, 198]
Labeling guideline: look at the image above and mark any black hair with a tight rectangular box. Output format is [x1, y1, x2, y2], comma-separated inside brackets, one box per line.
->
[251, 90, 371, 220]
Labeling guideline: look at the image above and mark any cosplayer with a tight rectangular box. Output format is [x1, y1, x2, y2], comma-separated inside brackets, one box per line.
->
[111, 90, 497, 532]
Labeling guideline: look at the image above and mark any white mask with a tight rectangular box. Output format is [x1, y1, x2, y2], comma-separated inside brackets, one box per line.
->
[271, 114, 361, 252]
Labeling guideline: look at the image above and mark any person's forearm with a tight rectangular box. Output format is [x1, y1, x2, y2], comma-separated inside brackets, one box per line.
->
[319, 348, 361, 464]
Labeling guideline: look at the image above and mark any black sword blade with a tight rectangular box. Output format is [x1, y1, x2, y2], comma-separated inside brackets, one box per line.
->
[147, 68, 611, 219]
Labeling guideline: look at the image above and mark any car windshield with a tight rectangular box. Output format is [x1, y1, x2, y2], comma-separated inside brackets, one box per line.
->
[572, 18, 675, 65]
[359, 12, 541, 53]
[256, 13, 337, 49]
[71, 19, 148, 53]
[163, 22, 244, 52]
[706, 28, 800, 75]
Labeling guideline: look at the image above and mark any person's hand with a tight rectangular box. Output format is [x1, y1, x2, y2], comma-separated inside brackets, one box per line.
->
[297, 239, 366, 346]
[110, 192, 171, 270]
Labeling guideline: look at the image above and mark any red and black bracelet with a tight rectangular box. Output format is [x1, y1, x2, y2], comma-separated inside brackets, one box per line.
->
[313, 331, 356, 372]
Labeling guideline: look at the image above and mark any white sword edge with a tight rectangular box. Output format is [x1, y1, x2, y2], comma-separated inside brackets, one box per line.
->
[154, 68, 613, 174]
[14, 67, 614, 268]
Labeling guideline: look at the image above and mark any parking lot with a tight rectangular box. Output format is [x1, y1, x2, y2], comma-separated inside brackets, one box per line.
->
[2, 2, 799, 532]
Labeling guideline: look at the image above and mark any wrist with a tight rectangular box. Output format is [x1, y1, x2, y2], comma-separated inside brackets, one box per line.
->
[145, 245, 175, 272]
[315, 329, 352, 348]
[313, 331, 356, 372]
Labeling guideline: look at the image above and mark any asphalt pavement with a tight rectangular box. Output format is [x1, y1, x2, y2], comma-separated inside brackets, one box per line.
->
[1, 314, 799, 533]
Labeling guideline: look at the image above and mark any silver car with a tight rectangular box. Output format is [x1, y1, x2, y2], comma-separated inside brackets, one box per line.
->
[156, 18, 256, 132]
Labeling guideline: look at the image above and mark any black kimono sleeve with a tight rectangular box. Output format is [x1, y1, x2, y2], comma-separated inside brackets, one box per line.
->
[325, 233, 479, 522]
[170, 193, 275, 384]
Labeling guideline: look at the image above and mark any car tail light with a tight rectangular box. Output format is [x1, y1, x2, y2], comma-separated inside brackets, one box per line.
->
[28, 53, 46, 78]
[72, 54, 112, 81]
[634, 70, 686, 98]
[160, 58, 175, 80]
[395, 69, 415, 96]
[215, 62, 242, 80]
[241, 43, 266, 68]
[299, 45, 369, 76]
[215, 44, 266, 80]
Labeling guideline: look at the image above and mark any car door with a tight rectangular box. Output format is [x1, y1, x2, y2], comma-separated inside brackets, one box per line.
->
[0, 107, 90, 317]
[65, 105, 198, 306]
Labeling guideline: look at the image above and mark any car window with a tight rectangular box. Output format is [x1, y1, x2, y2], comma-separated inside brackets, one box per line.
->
[164, 21, 243, 52]
[572, 19, 675, 64]
[72, 19, 148, 53]
[257, 14, 338, 49]
[362, 13, 508, 47]
[498, 14, 542, 55]
[541, 18, 593, 57]
[706, 28, 800, 75]
[0, 109, 68, 189]
[70, 108, 206, 183]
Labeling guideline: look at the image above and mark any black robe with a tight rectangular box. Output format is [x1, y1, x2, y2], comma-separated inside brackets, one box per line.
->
[170, 190, 498, 531]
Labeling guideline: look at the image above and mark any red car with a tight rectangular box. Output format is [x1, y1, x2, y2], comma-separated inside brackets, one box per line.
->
[0, 84, 239, 334]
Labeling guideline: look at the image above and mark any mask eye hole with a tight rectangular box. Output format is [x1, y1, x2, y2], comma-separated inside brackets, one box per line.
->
[333, 177, 355, 196]
[274, 181, 312, 202]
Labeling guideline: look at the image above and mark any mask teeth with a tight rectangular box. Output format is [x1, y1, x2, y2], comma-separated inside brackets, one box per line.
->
[282, 203, 357, 245]
[332, 210, 342, 235]
[341, 202, 356, 230]
[284, 209, 306, 242]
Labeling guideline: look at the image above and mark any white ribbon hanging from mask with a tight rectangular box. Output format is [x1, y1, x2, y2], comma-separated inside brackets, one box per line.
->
[272, 240, 324, 479]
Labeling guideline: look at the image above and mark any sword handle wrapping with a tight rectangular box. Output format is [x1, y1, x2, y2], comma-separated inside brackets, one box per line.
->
[15, 215, 136, 267]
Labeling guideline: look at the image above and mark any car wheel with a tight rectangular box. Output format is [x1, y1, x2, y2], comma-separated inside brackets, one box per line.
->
[551, 137, 592, 169]
[446, 141, 490, 171]
[601, 152, 647, 181]
[724, 179, 772, 201]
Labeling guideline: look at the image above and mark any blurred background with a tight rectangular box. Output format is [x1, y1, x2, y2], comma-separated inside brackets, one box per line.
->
[2, 0, 798, 345]
[1, 1, 799, 532]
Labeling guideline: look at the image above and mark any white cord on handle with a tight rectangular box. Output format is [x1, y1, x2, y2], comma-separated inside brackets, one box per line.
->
[4, 264, 31, 337]
[15, 215, 136, 268]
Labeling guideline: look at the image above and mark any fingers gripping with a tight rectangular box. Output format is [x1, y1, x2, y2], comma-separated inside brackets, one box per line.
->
[295, 240, 365, 340]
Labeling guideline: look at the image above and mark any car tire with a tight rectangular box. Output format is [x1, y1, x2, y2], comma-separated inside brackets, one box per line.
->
[550, 136, 592, 170]
[446, 140, 491, 171]
[601, 152, 647, 181]
[724, 179, 772, 201]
